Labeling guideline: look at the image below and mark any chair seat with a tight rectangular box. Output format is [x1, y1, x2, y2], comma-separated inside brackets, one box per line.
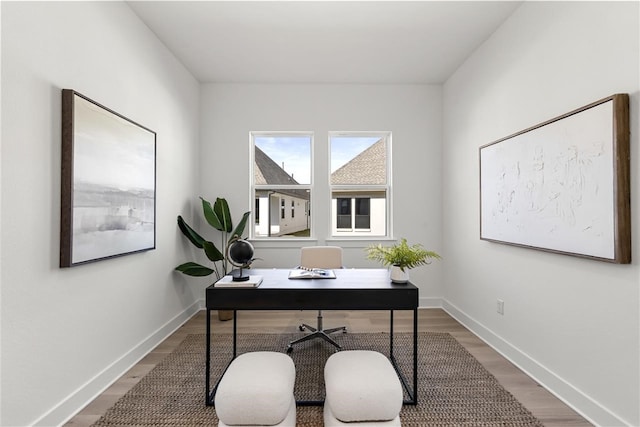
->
[324, 350, 403, 424]
[219, 396, 296, 427]
[215, 351, 296, 426]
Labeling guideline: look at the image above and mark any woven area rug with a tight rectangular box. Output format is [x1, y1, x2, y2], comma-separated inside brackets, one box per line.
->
[92, 332, 543, 426]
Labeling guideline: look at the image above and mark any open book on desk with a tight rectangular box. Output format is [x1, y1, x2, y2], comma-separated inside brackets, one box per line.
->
[288, 268, 336, 279]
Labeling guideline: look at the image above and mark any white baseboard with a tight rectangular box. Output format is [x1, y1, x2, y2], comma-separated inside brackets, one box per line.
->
[442, 299, 630, 427]
[35, 300, 202, 427]
[419, 296, 442, 308]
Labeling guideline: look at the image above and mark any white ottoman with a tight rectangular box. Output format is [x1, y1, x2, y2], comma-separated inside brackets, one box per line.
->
[324, 350, 403, 426]
[215, 351, 296, 427]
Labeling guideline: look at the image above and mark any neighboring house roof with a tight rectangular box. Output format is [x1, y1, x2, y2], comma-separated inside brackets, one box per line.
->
[254, 146, 301, 185]
[255, 138, 385, 199]
[255, 146, 309, 200]
[331, 138, 386, 185]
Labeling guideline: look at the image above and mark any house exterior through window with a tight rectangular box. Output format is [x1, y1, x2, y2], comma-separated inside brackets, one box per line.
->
[252, 133, 311, 238]
[330, 133, 390, 237]
[251, 131, 390, 239]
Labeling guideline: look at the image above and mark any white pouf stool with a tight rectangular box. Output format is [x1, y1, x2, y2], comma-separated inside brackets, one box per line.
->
[215, 351, 296, 427]
[324, 350, 403, 426]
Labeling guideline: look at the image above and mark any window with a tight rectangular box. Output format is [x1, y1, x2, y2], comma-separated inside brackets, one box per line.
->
[251, 131, 390, 239]
[337, 197, 351, 229]
[355, 198, 370, 229]
[336, 197, 372, 229]
[251, 133, 312, 238]
[330, 133, 390, 237]
[255, 198, 260, 224]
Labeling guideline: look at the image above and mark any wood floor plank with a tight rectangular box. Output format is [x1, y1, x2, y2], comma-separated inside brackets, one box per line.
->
[64, 309, 592, 427]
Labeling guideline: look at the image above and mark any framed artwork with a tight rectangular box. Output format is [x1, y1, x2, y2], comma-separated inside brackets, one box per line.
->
[479, 94, 630, 263]
[60, 89, 156, 267]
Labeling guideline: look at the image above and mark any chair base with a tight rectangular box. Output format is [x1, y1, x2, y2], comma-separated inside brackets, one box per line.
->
[287, 311, 346, 353]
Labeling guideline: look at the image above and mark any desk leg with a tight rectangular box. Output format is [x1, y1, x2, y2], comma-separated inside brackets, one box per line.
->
[389, 309, 418, 405]
[205, 309, 239, 406]
[390, 309, 394, 359]
[413, 307, 418, 405]
[233, 310, 237, 358]
[206, 308, 213, 406]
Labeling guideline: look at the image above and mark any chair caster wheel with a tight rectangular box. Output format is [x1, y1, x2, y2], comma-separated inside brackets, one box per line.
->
[299, 325, 305, 331]
[286, 345, 293, 354]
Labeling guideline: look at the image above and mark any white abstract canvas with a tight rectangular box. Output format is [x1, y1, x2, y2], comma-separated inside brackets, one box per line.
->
[61, 90, 156, 266]
[480, 95, 630, 263]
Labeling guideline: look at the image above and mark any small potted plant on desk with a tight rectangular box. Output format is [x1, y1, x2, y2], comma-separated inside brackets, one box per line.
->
[175, 196, 251, 320]
[366, 238, 441, 284]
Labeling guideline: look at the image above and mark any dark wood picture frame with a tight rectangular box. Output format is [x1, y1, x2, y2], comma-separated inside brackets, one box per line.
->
[60, 89, 156, 267]
[479, 94, 630, 263]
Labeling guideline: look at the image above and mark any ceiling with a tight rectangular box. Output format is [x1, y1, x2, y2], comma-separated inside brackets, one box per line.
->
[127, 1, 521, 84]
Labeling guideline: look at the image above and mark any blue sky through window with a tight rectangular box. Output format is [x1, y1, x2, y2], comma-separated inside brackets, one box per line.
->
[255, 136, 311, 184]
[254, 135, 381, 184]
[330, 136, 380, 173]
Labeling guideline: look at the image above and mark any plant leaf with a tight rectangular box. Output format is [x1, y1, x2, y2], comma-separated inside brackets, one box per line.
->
[230, 211, 251, 240]
[214, 198, 233, 232]
[177, 216, 204, 249]
[201, 197, 224, 230]
[203, 240, 225, 262]
[365, 238, 440, 269]
[175, 262, 214, 277]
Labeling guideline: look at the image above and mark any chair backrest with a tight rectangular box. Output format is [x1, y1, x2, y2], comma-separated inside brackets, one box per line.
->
[300, 246, 343, 269]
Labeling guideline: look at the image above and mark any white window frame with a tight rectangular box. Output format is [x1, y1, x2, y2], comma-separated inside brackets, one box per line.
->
[329, 131, 392, 239]
[250, 131, 314, 239]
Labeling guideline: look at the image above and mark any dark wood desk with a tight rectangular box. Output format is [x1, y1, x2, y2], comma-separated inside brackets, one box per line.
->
[205, 268, 418, 406]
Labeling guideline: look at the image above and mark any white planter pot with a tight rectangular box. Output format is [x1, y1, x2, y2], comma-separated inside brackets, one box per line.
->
[390, 265, 409, 284]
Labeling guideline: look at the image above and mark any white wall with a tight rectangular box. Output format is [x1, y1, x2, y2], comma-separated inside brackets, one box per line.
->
[4, 2, 635, 426]
[200, 84, 443, 304]
[1, 2, 200, 426]
[442, 2, 639, 426]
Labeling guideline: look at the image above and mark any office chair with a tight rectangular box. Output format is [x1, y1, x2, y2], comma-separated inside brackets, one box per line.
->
[286, 246, 347, 353]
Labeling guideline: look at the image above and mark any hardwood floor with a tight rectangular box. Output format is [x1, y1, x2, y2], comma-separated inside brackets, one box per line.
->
[65, 309, 592, 427]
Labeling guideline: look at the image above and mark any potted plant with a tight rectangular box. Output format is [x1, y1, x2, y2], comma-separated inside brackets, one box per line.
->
[175, 196, 251, 320]
[365, 238, 441, 284]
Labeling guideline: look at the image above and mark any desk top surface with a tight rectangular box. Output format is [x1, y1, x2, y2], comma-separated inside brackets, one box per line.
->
[205, 268, 418, 310]
[210, 268, 417, 290]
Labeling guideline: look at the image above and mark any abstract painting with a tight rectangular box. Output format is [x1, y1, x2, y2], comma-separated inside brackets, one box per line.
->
[479, 94, 630, 263]
[60, 89, 156, 267]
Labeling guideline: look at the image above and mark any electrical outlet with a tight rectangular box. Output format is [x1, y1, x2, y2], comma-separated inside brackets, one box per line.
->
[497, 299, 504, 315]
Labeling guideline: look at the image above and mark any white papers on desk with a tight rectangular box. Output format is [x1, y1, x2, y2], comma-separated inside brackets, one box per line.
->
[288, 269, 336, 279]
[214, 275, 263, 288]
